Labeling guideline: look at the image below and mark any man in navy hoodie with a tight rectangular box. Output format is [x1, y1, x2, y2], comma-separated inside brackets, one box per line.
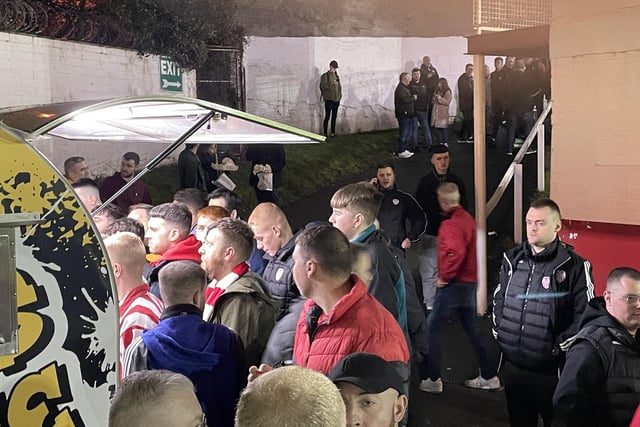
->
[123, 260, 246, 427]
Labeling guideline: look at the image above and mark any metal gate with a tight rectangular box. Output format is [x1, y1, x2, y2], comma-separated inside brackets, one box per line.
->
[197, 46, 245, 111]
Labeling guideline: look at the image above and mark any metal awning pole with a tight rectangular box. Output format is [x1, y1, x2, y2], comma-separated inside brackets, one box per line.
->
[93, 111, 215, 216]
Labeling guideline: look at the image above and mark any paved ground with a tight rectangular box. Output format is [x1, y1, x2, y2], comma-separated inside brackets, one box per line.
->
[283, 134, 543, 426]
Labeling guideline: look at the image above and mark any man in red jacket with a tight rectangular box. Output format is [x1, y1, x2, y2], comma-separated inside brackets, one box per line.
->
[420, 182, 500, 394]
[143, 202, 202, 298]
[291, 225, 409, 375]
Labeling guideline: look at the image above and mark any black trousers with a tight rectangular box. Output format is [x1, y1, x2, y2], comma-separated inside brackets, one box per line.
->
[459, 107, 474, 139]
[501, 360, 558, 427]
[323, 100, 339, 135]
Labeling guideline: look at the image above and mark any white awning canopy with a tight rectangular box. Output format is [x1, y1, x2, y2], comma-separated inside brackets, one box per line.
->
[0, 96, 325, 145]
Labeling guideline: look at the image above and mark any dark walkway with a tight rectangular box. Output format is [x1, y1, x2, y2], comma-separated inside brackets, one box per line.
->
[283, 137, 542, 427]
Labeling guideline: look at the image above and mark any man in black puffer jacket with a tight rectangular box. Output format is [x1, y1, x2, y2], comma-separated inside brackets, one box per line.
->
[248, 203, 305, 365]
[492, 198, 594, 427]
[553, 267, 640, 427]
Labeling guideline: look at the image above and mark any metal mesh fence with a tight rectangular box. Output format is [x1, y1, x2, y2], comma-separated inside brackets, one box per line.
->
[473, 0, 551, 30]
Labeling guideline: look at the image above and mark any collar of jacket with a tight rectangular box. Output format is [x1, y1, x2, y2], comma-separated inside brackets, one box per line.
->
[524, 237, 560, 262]
[160, 303, 202, 320]
[352, 224, 376, 243]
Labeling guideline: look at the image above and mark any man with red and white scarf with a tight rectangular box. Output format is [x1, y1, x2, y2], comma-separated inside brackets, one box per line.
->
[199, 217, 277, 367]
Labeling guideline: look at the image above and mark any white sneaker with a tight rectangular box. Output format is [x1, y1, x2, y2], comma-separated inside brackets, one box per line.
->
[397, 150, 414, 159]
[419, 378, 443, 394]
[464, 375, 501, 390]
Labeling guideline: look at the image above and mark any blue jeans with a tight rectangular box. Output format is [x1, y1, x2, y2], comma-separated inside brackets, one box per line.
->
[506, 110, 533, 152]
[425, 282, 495, 380]
[412, 110, 433, 146]
[397, 116, 414, 153]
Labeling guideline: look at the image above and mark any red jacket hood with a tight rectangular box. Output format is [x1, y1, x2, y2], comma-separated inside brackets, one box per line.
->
[152, 234, 202, 266]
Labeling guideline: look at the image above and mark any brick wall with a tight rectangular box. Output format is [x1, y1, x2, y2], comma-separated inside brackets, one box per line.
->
[0, 31, 197, 176]
[0, 31, 196, 107]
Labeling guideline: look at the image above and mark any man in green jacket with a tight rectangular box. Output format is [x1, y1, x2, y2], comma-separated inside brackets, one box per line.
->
[199, 217, 278, 367]
[320, 60, 342, 137]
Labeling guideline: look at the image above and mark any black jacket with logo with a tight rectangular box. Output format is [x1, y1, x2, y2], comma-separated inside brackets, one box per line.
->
[492, 238, 594, 373]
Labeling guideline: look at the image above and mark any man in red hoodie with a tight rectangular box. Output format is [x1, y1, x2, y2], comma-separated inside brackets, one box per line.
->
[420, 182, 500, 394]
[143, 202, 202, 298]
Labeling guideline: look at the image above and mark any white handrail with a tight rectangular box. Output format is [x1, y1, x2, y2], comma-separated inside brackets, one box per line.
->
[486, 100, 553, 216]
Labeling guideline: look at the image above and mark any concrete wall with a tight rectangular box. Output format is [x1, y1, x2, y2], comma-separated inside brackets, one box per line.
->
[0, 31, 197, 176]
[550, 1, 640, 225]
[245, 36, 494, 135]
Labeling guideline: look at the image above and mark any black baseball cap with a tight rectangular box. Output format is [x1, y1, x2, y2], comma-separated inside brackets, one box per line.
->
[328, 353, 404, 394]
[330, 60, 339, 68]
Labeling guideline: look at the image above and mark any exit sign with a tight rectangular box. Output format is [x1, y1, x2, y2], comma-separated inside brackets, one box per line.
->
[159, 56, 183, 92]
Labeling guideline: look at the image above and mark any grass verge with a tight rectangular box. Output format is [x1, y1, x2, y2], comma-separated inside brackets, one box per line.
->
[141, 129, 398, 217]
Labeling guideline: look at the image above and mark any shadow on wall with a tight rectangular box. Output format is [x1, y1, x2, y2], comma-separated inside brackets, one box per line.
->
[295, 66, 322, 133]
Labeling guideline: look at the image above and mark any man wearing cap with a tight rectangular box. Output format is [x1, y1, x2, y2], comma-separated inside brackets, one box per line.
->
[329, 352, 408, 427]
[320, 60, 342, 137]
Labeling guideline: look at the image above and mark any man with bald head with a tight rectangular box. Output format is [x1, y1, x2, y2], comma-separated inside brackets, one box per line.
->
[247, 202, 305, 365]
[554, 267, 640, 427]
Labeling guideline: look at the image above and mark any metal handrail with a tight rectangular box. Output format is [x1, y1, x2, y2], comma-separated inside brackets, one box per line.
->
[486, 100, 552, 216]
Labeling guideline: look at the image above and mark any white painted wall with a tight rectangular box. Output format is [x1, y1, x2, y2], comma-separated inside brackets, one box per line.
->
[0, 31, 197, 106]
[0, 31, 197, 176]
[244, 36, 495, 135]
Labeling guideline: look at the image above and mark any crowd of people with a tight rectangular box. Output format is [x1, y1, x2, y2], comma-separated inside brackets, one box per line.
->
[388, 55, 551, 159]
[66, 130, 638, 426]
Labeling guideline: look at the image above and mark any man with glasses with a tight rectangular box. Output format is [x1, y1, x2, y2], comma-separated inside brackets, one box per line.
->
[553, 267, 640, 427]
[492, 198, 594, 427]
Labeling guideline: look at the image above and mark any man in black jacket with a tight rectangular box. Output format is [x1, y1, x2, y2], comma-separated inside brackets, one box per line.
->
[553, 267, 640, 427]
[492, 198, 594, 427]
[457, 64, 474, 142]
[414, 144, 466, 313]
[178, 144, 207, 192]
[373, 162, 426, 252]
[409, 68, 433, 150]
[247, 202, 305, 365]
[394, 72, 416, 159]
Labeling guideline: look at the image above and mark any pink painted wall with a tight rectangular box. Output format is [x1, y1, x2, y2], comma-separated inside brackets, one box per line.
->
[550, 1, 640, 225]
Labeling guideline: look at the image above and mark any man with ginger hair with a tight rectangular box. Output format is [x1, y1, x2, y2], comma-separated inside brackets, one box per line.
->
[235, 365, 346, 427]
[248, 202, 306, 365]
[103, 232, 163, 368]
[194, 205, 230, 242]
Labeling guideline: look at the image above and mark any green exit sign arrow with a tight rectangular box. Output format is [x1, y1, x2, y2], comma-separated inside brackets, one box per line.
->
[159, 56, 183, 92]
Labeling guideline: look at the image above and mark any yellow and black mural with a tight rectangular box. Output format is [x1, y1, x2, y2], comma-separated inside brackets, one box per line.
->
[0, 127, 117, 426]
